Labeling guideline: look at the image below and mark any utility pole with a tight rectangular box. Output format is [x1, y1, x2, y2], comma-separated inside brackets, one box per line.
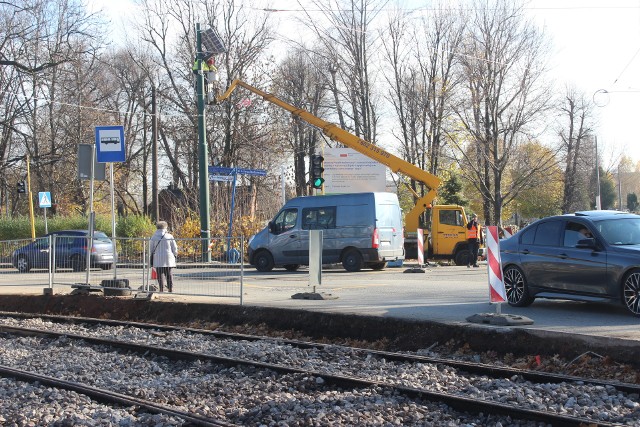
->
[26, 155, 35, 240]
[196, 23, 211, 261]
[618, 164, 622, 211]
[30, 71, 37, 240]
[151, 84, 159, 222]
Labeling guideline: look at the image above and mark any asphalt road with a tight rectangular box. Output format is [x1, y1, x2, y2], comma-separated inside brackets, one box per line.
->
[1, 262, 639, 343]
[238, 263, 640, 343]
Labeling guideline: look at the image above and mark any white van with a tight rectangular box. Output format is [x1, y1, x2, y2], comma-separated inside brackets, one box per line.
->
[248, 192, 404, 272]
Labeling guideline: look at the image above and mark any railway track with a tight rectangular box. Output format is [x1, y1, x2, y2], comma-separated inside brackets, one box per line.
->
[0, 312, 637, 426]
[0, 365, 233, 426]
[2, 311, 638, 393]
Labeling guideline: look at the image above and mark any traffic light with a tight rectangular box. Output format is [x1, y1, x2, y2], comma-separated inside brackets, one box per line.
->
[16, 180, 26, 194]
[310, 154, 324, 189]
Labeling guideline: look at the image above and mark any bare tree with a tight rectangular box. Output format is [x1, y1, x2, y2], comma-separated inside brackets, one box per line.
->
[0, 0, 106, 216]
[556, 87, 595, 213]
[454, 0, 553, 225]
[134, 0, 195, 193]
[381, 6, 464, 218]
[98, 47, 159, 215]
[299, 0, 383, 143]
[272, 48, 329, 196]
[132, 0, 275, 222]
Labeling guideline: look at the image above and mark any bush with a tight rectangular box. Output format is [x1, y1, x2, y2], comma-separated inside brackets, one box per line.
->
[174, 215, 201, 239]
[116, 215, 155, 238]
[0, 217, 35, 240]
[0, 213, 264, 260]
[0, 215, 114, 241]
[206, 215, 265, 258]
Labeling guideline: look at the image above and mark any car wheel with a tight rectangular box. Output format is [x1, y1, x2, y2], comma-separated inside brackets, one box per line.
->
[15, 256, 31, 273]
[369, 262, 387, 271]
[504, 265, 534, 307]
[454, 249, 469, 266]
[622, 270, 640, 316]
[254, 251, 274, 272]
[284, 264, 300, 271]
[71, 255, 86, 272]
[100, 263, 113, 270]
[342, 249, 363, 272]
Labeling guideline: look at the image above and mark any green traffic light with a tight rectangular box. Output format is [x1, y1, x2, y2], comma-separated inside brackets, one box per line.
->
[310, 154, 324, 189]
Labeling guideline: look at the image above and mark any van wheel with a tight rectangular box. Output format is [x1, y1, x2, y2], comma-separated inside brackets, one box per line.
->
[284, 264, 300, 271]
[254, 251, 274, 272]
[342, 249, 363, 272]
[454, 249, 469, 266]
[369, 262, 387, 271]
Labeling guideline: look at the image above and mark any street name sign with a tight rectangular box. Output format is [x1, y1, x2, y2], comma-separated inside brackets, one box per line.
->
[208, 166, 267, 177]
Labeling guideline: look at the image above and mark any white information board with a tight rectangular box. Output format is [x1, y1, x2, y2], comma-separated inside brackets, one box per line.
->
[323, 147, 386, 193]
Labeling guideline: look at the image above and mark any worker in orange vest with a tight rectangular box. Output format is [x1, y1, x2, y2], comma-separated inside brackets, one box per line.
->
[466, 213, 483, 268]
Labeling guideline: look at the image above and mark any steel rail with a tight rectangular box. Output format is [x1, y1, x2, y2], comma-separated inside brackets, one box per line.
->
[2, 311, 639, 394]
[0, 364, 236, 427]
[0, 323, 619, 427]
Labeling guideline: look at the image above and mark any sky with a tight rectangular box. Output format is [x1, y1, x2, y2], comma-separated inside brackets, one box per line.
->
[89, 0, 640, 167]
[528, 0, 640, 167]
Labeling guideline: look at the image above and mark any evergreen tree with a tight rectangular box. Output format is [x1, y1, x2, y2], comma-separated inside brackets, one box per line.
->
[590, 167, 616, 209]
[628, 193, 639, 212]
[440, 175, 467, 206]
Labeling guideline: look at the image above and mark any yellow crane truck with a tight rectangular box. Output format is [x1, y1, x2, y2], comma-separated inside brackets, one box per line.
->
[214, 79, 479, 266]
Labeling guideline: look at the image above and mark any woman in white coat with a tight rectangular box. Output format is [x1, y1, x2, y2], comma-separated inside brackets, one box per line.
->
[149, 221, 178, 292]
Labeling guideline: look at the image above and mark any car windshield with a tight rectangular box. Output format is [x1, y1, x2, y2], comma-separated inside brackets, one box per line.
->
[594, 218, 640, 245]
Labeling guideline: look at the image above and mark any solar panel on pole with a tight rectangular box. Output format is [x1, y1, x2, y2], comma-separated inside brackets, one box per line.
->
[201, 28, 226, 59]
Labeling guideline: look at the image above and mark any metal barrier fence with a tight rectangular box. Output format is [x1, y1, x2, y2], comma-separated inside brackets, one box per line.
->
[0, 235, 244, 303]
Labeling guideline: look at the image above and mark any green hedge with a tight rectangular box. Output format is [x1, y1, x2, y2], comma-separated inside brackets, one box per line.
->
[0, 214, 156, 240]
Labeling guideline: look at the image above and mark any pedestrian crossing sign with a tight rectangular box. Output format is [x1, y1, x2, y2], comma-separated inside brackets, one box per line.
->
[38, 192, 52, 208]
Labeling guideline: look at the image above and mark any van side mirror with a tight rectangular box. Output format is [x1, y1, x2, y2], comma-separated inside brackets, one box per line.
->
[268, 221, 275, 233]
[576, 238, 597, 249]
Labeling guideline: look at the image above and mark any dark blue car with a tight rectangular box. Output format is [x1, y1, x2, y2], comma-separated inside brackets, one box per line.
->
[500, 210, 640, 316]
[12, 230, 115, 272]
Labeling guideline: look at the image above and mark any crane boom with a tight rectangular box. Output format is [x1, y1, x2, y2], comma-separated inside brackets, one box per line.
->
[215, 79, 441, 233]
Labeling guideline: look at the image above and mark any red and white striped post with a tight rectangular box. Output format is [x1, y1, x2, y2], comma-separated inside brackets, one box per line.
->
[486, 226, 507, 313]
[417, 229, 424, 266]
